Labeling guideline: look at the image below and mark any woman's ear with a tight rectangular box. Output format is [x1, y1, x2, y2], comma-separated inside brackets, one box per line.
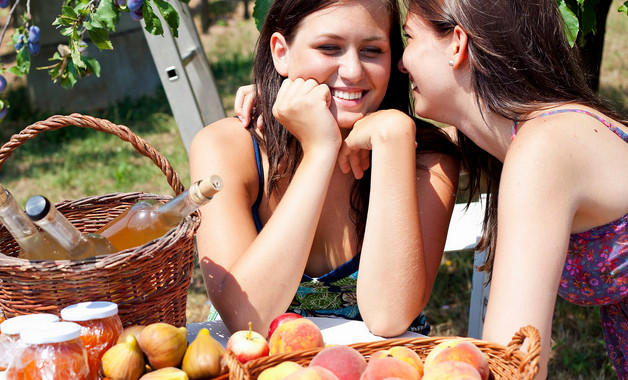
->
[270, 32, 289, 76]
[450, 25, 468, 68]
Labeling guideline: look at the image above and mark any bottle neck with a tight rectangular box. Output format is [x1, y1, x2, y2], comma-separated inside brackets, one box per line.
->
[0, 190, 39, 241]
[36, 206, 85, 252]
[157, 181, 209, 223]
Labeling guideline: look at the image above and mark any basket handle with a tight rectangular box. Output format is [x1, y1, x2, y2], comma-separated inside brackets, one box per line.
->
[0, 113, 184, 194]
[504, 325, 541, 380]
[225, 350, 250, 380]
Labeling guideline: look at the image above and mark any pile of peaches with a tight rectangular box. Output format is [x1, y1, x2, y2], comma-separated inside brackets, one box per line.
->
[227, 313, 490, 380]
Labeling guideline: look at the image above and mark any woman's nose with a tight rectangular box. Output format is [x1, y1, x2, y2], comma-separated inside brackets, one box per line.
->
[398, 57, 408, 74]
[338, 51, 365, 81]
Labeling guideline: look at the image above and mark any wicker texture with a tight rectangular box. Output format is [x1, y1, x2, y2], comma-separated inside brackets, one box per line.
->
[224, 326, 541, 380]
[0, 113, 198, 327]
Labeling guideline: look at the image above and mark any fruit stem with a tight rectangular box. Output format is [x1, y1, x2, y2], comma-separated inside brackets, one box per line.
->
[248, 321, 252, 340]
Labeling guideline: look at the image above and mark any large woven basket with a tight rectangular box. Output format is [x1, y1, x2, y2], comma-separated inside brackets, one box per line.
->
[0, 113, 199, 327]
[224, 325, 540, 380]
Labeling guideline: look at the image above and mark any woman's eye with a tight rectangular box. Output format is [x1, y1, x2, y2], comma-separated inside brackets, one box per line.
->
[361, 47, 383, 57]
[403, 32, 412, 40]
[318, 45, 340, 53]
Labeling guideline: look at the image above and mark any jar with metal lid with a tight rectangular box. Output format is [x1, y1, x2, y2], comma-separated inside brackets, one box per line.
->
[60, 301, 123, 380]
[6, 321, 89, 380]
[0, 313, 60, 371]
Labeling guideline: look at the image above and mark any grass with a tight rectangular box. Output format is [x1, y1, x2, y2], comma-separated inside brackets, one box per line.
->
[0, 0, 625, 378]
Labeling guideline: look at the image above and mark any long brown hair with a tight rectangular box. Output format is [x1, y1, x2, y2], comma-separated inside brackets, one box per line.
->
[249, 0, 411, 243]
[405, 0, 627, 278]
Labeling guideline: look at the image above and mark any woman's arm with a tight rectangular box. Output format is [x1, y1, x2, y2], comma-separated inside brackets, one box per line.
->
[482, 122, 582, 379]
[341, 110, 459, 336]
[190, 80, 341, 335]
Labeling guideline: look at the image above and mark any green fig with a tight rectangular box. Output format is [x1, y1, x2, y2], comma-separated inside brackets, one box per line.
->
[182, 328, 225, 379]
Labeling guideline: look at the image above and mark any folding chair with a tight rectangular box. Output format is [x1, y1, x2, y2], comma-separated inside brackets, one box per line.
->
[443, 194, 490, 339]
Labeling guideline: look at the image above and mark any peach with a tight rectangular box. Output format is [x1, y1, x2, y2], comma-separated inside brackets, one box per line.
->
[259, 361, 303, 380]
[424, 340, 489, 380]
[269, 319, 325, 355]
[310, 345, 367, 380]
[422, 361, 482, 380]
[285, 366, 340, 380]
[369, 346, 423, 377]
[359, 357, 420, 380]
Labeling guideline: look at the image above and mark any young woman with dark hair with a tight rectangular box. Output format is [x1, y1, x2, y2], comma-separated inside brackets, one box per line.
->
[190, 0, 459, 339]
[398, 0, 627, 377]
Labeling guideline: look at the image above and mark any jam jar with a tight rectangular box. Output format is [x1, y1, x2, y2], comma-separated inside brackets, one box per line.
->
[60, 301, 123, 380]
[0, 313, 60, 371]
[6, 321, 89, 380]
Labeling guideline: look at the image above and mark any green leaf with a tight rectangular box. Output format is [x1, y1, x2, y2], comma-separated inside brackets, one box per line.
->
[143, 2, 164, 36]
[60, 26, 74, 36]
[71, 43, 87, 70]
[619, 2, 628, 15]
[94, 0, 120, 31]
[558, 0, 580, 46]
[83, 56, 101, 77]
[65, 62, 79, 88]
[152, 0, 180, 37]
[252, 0, 272, 32]
[10, 47, 30, 77]
[87, 27, 113, 50]
[61, 5, 78, 20]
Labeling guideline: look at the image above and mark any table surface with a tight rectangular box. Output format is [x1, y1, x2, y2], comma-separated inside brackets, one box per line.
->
[187, 316, 424, 346]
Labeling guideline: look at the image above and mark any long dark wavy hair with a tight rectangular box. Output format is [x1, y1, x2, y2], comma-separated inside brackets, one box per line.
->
[249, 0, 458, 244]
[405, 0, 627, 278]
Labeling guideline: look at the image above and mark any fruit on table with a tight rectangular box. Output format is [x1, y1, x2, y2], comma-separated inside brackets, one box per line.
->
[101, 334, 146, 380]
[182, 328, 225, 379]
[139, 367, 189, 380]
[284, 366, 340, 380]
[309, 345, 366, 380]
[118, 325, 147, 344]
[360, 356, 420, 380]
[226, 321, 270, 364]
[423, 339, 489, 380]
[268, 312, 304, 339]
[139, 323, 188, 369]
[422, 360, 482, 380]
[369, 346, 424, 377]
[269, 318, 325, 355]
[258, 361, 303, 380]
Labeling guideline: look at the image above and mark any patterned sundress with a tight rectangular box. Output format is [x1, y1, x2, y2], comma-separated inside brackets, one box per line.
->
[513, 109, 628, 378]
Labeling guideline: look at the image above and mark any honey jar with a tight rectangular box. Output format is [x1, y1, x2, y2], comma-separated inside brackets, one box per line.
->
[0, 313, 60, 371]
[60, 301, 123, 380]
[6, 321, 89, 380]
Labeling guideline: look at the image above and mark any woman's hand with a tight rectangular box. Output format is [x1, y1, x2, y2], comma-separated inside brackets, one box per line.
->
[273, 78, 341, 153]
[234, 84, 261, 128]
[339, 109, 416, 178]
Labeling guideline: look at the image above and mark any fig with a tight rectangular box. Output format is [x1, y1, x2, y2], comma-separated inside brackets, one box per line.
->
[139, 367, 189, 380]
[118, 325, 147, 344]
[101, 334, 146, 380]
[182, 328, 225, 379]
[139, 323, 188, 369]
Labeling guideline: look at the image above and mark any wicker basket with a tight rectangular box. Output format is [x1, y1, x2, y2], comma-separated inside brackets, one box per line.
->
[0, 113, 199, 327]
[224, 325, 540, 380]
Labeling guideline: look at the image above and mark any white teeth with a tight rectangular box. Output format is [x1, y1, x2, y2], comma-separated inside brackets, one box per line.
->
[333, 90, 363, 100]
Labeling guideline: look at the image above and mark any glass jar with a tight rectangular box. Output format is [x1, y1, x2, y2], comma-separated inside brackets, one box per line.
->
[60, 301, 123, 380]
[0, 313, 60, 371]
[6, 321, 89, 380]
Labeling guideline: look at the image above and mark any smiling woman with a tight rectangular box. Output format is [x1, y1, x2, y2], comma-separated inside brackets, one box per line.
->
[189, 0, 460, 339]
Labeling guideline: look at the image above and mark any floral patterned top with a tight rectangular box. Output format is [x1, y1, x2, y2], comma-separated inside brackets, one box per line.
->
[513, 109, 628, 378]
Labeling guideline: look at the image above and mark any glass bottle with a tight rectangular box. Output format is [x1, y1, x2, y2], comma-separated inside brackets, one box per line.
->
[0, 184, 71, 260]
[25, 195, 117, 260]
[96, 175, 223, 251]
[61, 301, 123, 380]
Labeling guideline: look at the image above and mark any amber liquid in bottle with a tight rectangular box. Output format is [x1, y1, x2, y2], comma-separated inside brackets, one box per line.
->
[97, 175, 223, 251]
[0, 184, 71, 260]
[25, 195, 117, 260]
